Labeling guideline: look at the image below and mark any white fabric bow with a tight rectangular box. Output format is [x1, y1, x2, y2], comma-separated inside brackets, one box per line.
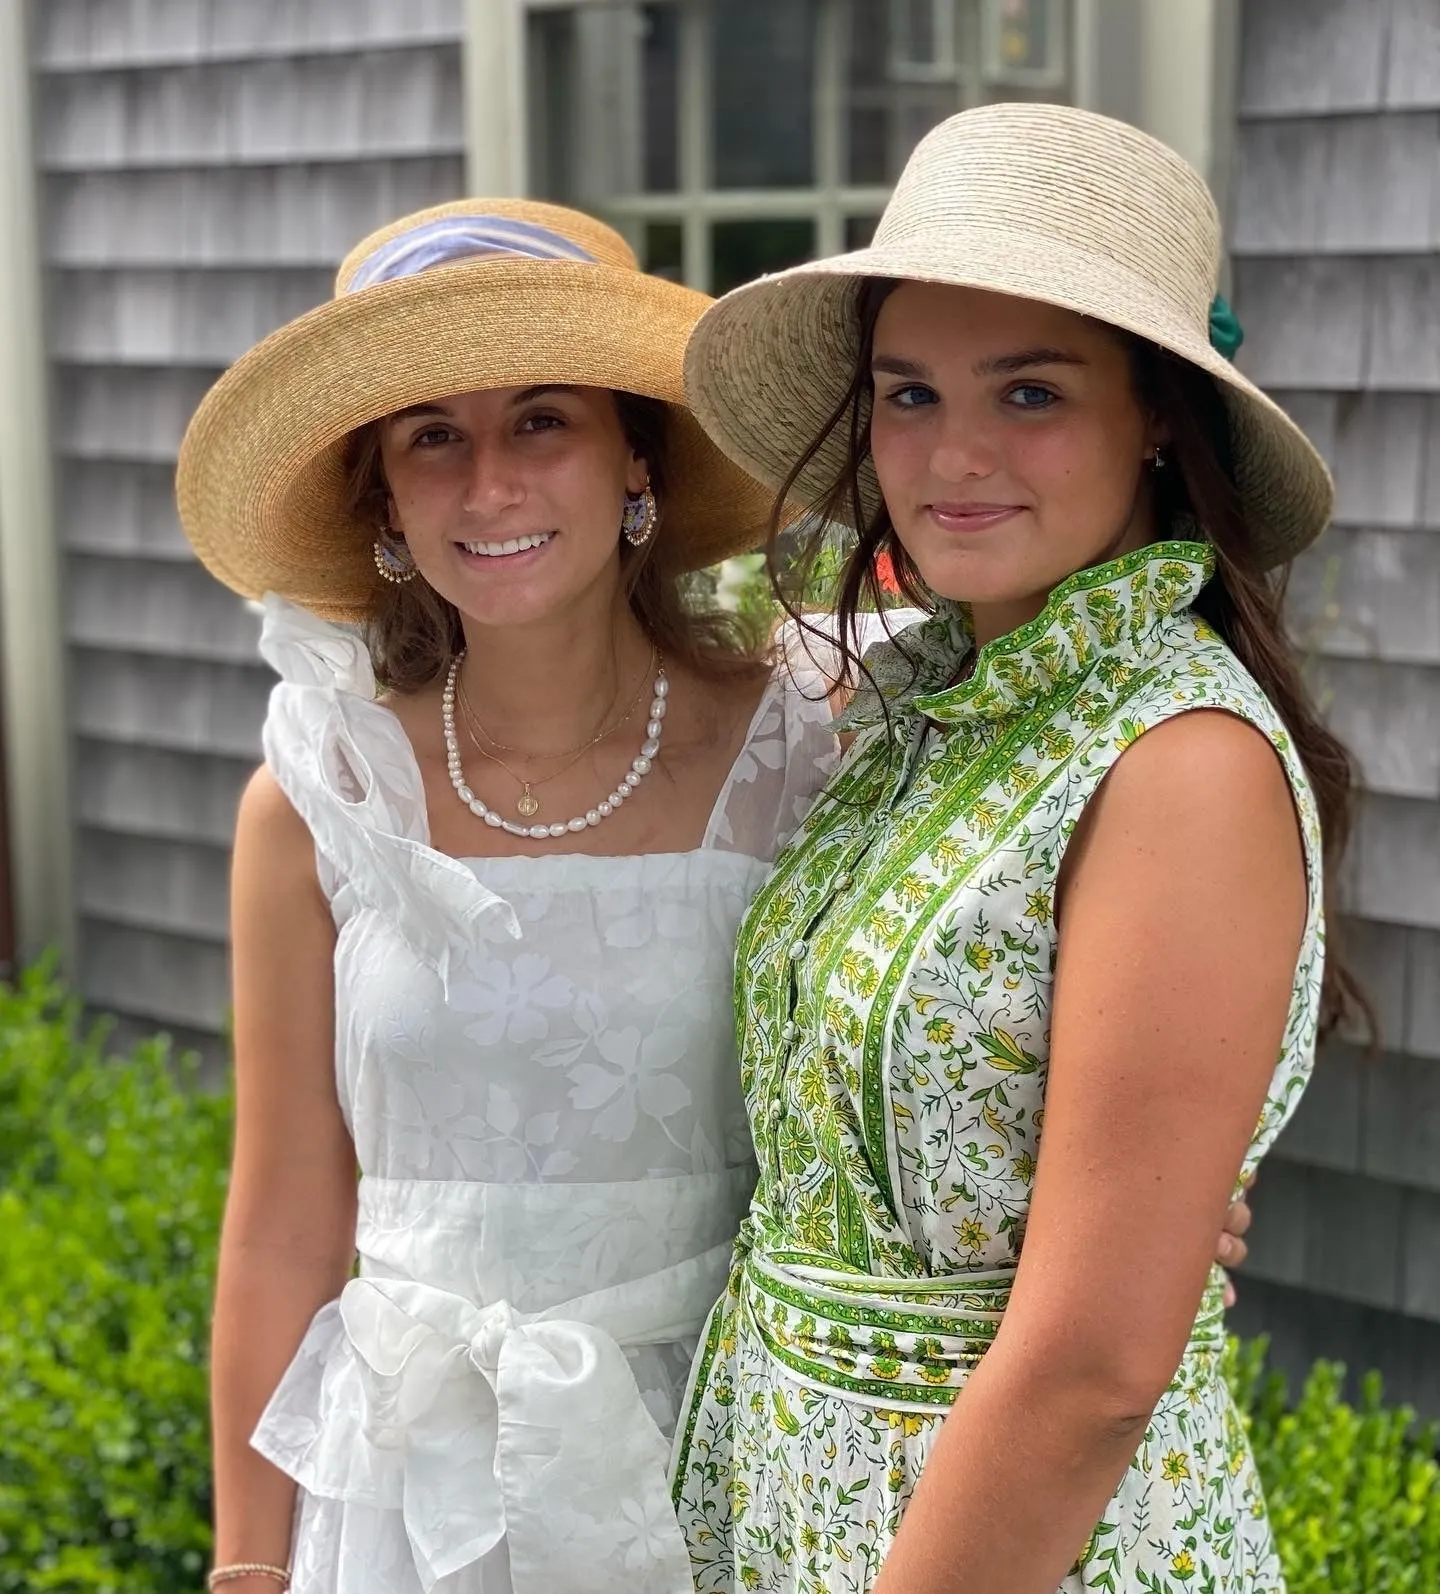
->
[332, 1270, 711, 1593]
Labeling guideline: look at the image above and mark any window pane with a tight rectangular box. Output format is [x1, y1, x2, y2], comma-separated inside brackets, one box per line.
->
[844, 0, 963, 186]
[644, 220, 684, 280]
[712, 0, 818, 190]
[527, 9, 577, 202]
[845, 214, 880, 250]
[641, 4, 679, 191]
[711, 219, 816, 294]
[844, 0, 1069, 185]
[526, 4, 662, 205]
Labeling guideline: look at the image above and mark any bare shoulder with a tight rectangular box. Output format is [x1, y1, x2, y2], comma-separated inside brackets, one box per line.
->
[233, 763, 326, 912]
[1093, 708, 1297, 838]
[1062, 707, 1304, 924]
[236, 762, 310, 852]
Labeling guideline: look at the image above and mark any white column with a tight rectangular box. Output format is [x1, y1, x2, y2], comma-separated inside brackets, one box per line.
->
[464, 0, 528, 195]
[1137, 0, 1240, 200]
[0, 0, 75, 969]
[1073, 0, 1238, 201]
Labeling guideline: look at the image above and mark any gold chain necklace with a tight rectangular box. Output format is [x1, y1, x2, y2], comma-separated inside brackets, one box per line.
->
[455, 647, 657, 819]
[465, 648, 654, 759]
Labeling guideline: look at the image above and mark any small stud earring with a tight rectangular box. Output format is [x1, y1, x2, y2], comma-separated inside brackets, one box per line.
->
[373, 529, 418, 583]
[621, 485, 659, 548]
[1152, 446, 1166, 469]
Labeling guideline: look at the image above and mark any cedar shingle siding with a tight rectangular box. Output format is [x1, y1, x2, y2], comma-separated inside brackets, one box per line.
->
[33, 0, 466, 1052]
[1229, 0, 1440, 1417]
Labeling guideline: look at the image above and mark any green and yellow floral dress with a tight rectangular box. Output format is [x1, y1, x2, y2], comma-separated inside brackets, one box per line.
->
[672, 542, 1323, 1593]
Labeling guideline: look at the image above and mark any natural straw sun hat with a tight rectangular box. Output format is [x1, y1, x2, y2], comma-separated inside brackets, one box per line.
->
[683, 102, 1333, 570]
[176, 198, 774, 621]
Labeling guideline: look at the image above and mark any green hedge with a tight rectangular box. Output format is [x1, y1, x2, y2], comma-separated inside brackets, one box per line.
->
[0, 966, 227, 1592]
[0, 967, 1435, 1592]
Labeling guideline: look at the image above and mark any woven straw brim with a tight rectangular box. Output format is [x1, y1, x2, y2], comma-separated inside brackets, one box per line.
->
[178, 258, 774, 622]
[684, 228, 1334, 571]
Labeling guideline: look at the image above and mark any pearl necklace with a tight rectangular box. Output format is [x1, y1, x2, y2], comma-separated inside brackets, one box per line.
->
[442, 652, 669, 839]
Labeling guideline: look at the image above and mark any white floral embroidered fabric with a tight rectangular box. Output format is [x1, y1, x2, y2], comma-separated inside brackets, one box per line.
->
[247, 595, 857, 1594]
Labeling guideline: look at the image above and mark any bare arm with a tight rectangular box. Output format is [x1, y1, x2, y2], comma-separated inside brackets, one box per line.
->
[873, 710, 1306, 1594]
[210, 767, 357, 1582]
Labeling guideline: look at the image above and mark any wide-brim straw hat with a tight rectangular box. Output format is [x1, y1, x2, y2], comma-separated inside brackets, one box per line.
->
[684, 102, 1332, 570]
[177, 198, 774, 621]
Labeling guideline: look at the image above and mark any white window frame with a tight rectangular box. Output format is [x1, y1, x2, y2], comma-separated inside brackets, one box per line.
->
[0, 0, 75, 969]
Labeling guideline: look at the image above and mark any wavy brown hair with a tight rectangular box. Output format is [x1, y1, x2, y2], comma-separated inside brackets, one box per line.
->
[342, 390, 764, 694]
[769, 278, 1370, 1041]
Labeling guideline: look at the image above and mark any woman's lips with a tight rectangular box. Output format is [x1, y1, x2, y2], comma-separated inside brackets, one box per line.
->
[927, 504, 1024, 533]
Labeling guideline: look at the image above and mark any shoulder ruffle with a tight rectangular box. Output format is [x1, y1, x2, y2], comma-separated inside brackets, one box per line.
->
[258, 596, 520, 992]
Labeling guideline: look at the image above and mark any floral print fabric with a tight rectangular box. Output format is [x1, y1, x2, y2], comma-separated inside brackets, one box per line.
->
[673, 543, 1324, 1593]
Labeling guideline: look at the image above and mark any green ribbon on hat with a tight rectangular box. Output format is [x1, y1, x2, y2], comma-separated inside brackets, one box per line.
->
[1208, 294, 1244, 360]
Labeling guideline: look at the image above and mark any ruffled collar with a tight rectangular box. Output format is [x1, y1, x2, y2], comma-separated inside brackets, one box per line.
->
[839, 541, 1215, 731]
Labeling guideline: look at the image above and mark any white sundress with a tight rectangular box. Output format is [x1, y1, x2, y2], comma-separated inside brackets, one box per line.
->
[246, 595, 849, 1594]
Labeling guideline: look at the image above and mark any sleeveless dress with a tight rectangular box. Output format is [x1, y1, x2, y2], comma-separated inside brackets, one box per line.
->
[674, 543, 1324, 1593]
[246, 595, 846, 1594]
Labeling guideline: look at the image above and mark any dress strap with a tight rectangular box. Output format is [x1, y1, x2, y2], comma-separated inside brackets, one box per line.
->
[258, 595, 520, 992]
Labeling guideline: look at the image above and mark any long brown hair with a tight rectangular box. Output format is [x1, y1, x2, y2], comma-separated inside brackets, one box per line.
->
[769, 277, 1370, 1041]
[342, 391, 764, 694]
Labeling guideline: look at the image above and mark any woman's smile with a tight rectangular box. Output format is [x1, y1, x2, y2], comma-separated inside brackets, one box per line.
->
[455, 529, 558, 567]
[926, 502, 1026, 534]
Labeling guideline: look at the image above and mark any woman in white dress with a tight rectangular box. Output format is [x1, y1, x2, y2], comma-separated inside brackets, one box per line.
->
[176, 197, 1251, 1594]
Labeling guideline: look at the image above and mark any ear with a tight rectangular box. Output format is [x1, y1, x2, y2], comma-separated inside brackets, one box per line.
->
[625, 449, 650, 497]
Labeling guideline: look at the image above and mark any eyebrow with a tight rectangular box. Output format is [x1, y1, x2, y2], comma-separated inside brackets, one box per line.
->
[871, 349, 1088, 380]
[384, 385, 583, 425]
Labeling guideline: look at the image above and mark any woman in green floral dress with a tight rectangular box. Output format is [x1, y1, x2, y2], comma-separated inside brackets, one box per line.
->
[670, 104, 1366, 1593]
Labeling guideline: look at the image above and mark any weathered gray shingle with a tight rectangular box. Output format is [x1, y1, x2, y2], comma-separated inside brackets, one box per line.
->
[51, 267, 331, 366]
[1234, 113, 1440, 257]
[1407, 929, 1440, 1058]
[1238, 0, 1390, 118]
[67, 554, 262, 662]
[1400, 1188, 1440, 1318]
[71, 648, 271, 759]
[58, 460, 191, 559]
[79, 919, 231, 1031]
[57, 366, 218, 461]
[1366, 1043, 1440, 1188]
[1232, 257, 1367, 389]
[1288, 527, 1440, 661]
[47, 159, 466, 267]
[1350, 793, 1440, 929]
[1309, 657, 1440, 799]
[36, 0, 463, 71]
[1366, 256, 1440, 388]
[78, 829, 230, 942]
[76, 739, 252, 848]
[1386, 0, 1440, 110]
[40, 49, 463, 170]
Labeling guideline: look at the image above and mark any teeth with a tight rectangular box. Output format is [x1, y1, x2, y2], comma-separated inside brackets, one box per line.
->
[463, 532, 554, 558]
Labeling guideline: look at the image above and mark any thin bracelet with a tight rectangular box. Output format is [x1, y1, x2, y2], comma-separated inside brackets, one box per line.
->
[207, 1565, 291, 1590]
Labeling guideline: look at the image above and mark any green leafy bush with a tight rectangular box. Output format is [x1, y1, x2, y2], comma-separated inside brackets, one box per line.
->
[0, 965, 230, 1593]
[1228, 1336, 1440, 1592]
[0, 964, 1437, 1592]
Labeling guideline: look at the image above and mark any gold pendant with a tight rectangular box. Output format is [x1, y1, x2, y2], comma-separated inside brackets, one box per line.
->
[517, 788, 539, 818]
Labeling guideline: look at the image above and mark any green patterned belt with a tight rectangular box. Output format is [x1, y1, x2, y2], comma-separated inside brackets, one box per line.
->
[741, 1249, 1228, 1414]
